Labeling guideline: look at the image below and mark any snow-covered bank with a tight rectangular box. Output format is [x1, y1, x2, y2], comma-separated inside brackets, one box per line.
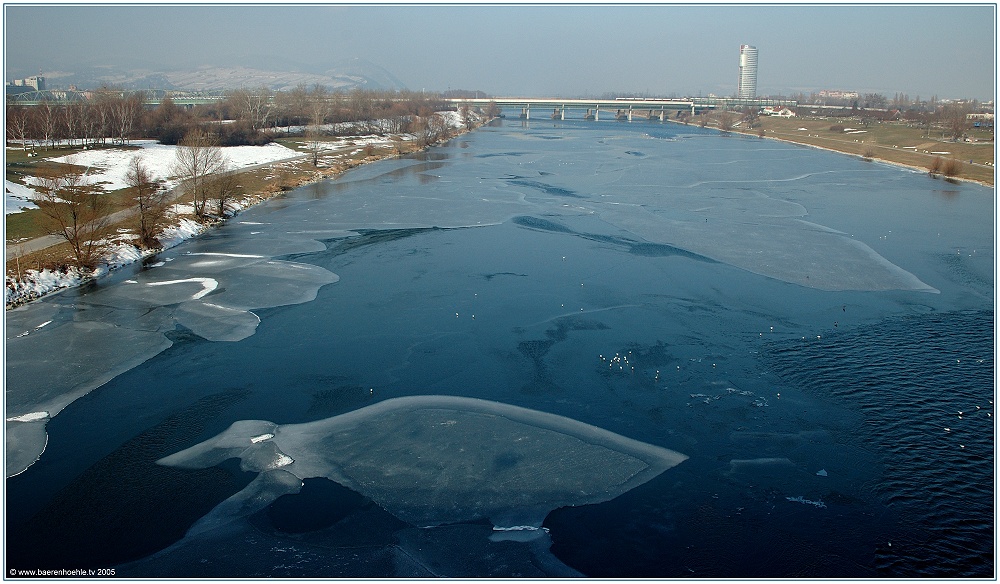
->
[5, 217, 209, 308]
[5, 111, 485, 309]
[9, 141, 301, 207]
[4, 179, 39, 214]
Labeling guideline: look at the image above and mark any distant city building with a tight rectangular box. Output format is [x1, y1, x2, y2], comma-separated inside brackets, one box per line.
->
[737, 44, 758, 99]
[13, 75, 45, 90]
[5, 75, 46, 96]
[761, 106, 796, 117]
[818, 90, 859, 100]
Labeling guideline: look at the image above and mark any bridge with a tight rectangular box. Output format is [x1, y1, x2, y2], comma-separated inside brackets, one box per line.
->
[443, 97, 798, 121]
[5, 89, 227, 107]
[7, 89, 797, 119]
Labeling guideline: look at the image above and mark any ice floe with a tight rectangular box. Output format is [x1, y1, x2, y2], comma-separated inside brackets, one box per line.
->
[158, 395, 688, 537]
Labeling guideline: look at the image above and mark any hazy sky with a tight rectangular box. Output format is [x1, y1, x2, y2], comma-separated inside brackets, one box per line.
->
[4, 3, 996, 99]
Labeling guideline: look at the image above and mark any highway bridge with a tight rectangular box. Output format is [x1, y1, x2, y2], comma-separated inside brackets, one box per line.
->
[443, 97, 798, 121]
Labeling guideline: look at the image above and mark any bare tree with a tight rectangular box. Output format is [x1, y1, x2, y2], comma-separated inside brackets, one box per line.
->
[92, 87, 118, 146]
[305, 85, 331, 166]
[230, 86, 272, 132]
[273, 83, 309, 131]
[459, 104, 477, 130]
[35, 98, 60, 149]
[942, 157, 963, 178]
[6, 102, 31, 150]
[414, 113, 448, 147]
[34, 169, 114, 268]
[211, 165, 240, 217]
[79, 101, 101, 148]
[171, 128, 226, 217]
[928, 156, 943, 176]
[113, 90, 145, 145]
[714, 110, 738, 134]
[861, 93, 888, 109]
[943, 105, 970, 141]
[125, 155, 170, 248]
[741, 106, 760, 129]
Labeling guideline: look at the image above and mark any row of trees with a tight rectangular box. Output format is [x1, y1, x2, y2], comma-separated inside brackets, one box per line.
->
[7, 89, 147, 150]
[7, 86, 473, 150]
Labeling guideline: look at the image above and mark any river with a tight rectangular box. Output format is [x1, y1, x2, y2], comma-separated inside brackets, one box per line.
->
[4, 117, 994, 577]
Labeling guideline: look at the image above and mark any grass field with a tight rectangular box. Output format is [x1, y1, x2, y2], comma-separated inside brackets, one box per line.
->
[740, 115, 995, 186]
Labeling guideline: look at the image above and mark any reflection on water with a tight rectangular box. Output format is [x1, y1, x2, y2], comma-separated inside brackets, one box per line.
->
[4, 119, 994, 578]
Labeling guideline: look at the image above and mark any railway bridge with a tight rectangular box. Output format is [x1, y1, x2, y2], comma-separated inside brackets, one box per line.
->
[444, 97, 797, 121]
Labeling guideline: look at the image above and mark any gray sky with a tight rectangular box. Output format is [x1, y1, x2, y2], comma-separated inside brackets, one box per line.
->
[4, 3, 996, 99]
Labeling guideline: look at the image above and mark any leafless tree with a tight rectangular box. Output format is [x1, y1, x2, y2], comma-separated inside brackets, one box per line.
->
[230, 86, 272, 132]
[79, 101, 101, 148]
[861, 93, 888, 109]
[125, 155, 170, 248]
[305, 85, 331, 166]
[34, 169, 114, 268]
[6, 102, 31, 150]
[171, 128, 226, 217]
[741, 106, 760, 129]
[714, 110, 738, 134]
[35, 98, 60, 149]
[943, 105, 970, 141]
[113, 90, 145, 145]
[942, 157, 963, 178]
[348, 88, 376, 127]
[928, 156, 943, 176]
[211, 165, 240, 217]
[273, 84, 307, 132]
[414, 113, 449, 146]
[92, 87, 118, 146]
[459, 105, 477, 130]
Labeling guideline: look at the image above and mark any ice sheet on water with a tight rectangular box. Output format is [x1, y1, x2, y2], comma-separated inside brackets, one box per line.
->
[269, 133, 935, 292]
[5, 245, 338, 476]
[158, 395, 687, 537]
[5, 319, 173, 477]
[85, 251, 338, 341]
[596, 203, 937, 292]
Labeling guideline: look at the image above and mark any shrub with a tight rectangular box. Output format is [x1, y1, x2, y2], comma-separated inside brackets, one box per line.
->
[942, 158, 963, 178]
[928, 156, 943, 175]
[829, 125, 846, 133]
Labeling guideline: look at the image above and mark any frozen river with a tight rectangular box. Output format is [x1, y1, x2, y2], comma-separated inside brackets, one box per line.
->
[5, 118, 994, 577]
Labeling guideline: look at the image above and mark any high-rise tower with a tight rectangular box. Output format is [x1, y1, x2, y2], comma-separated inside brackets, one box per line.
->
[737, 44, 758, 99]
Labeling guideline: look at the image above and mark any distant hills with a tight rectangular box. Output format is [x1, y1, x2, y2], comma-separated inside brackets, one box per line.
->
[15, 58, 409, 93]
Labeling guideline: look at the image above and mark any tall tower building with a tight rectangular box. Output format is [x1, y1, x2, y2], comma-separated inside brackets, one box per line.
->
[737, 44, 758, 99]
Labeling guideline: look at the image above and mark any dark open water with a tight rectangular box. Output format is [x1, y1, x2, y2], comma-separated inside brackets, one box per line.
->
[5, 118, 995, 578]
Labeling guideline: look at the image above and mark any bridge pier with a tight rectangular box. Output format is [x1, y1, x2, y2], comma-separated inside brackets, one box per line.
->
[520, 106, 530, 120]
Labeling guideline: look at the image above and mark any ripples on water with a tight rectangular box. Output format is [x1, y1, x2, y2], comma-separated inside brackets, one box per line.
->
[765, 310, 994, 578]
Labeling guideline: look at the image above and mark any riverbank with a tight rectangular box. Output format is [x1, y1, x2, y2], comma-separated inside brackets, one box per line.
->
[4, 111, 486, 309]
[735, 117, 995, 187]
